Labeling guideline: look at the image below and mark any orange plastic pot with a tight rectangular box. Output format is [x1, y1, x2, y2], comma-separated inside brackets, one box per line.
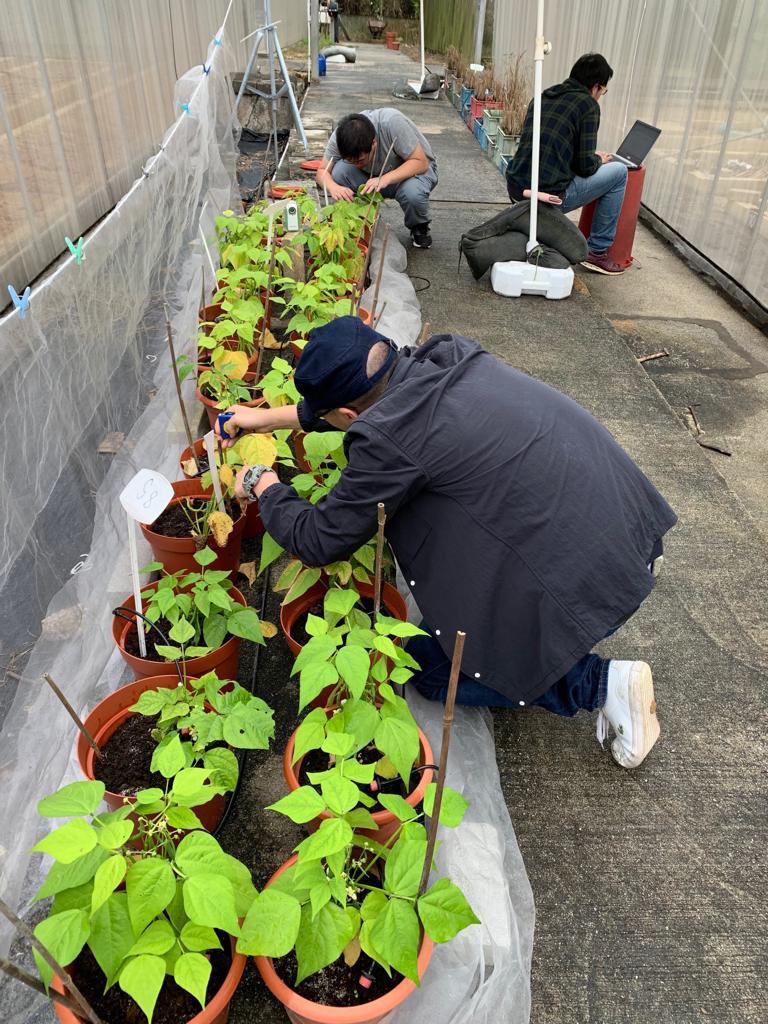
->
[75, 676, 226, 832]
[140, 480, 246, 576]
[269, 184, 307, 199]
[179, 438, 265, 539]
[290, 432, 311, 473]
[53, 934, 246, 1024]
[112, 582, 247, 681]
[283, 717, 434, 844]
[280, 580, 408, 658]
[196, 369, 265, 429]
[255, 856, 432, 1024]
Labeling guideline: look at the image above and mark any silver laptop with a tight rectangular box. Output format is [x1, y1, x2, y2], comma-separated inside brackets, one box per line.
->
[611, 120, 661, 169]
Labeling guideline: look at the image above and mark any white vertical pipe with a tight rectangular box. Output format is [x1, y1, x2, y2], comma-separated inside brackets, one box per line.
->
[474, 0, 487, 67]
[419, 0, 426, 81]
[126, 515, 147, 658]
[527, 0, 545, 252]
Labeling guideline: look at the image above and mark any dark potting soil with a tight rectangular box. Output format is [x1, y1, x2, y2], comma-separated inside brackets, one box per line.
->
[122, 615, 179, 661]
[92, 713, 168, 797]
[184, 453, 210, 477]
[298, 744, 418, 809]
[67, 938, 231, 1023]
[149, 497, 242, 539]
[274, 946, 403, 1007]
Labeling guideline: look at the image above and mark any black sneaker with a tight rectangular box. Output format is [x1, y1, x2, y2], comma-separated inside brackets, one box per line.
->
[411, 225, 432, 249]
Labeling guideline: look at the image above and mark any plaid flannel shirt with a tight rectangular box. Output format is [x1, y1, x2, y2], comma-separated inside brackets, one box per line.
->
[507, 78, 602, 198]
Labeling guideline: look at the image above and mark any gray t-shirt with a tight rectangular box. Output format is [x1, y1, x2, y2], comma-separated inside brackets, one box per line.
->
[323, 107, 436, 175]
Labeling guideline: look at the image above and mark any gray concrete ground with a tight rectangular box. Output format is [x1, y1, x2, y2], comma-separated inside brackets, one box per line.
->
[252, 42, 767, 1024]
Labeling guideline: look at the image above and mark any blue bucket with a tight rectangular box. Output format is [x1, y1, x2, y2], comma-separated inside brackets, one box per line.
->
[318, 54, 327, 77]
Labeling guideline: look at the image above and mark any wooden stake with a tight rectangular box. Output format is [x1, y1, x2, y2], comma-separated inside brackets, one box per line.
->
[164, 308, 199, 475]
[418, 630, 467, 897]
[254, 235, 279, 381]
[373, 301, 387, 329]
[373, 502, 387, 615]
[0, 897, 103, 1024]
[0, 957, 85, 1016]
[199, 270, 206, 319]
[42, 675, 100, 757]
[355, 234, 375, 311]
[348, 286, 357, 316]
[418, 321, 431, 347]
[369, 224, 390, 325]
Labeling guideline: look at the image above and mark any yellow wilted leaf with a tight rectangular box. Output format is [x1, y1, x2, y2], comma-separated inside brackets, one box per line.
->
[181, 457, 199, 478]
[375, 756, 398, 780]
[260, 621, 278, 639]
[214, 349, 249, 380]
[236, 432, 277, 467]
[218, 464, 235, 490]
[343, 935, 361, 967]
[239, 561, 257, 586]
[208, 511, 234, 547]
[261, 328, 282, 350]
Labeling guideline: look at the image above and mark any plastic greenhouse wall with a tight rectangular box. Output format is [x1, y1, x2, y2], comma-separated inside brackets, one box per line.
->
[492, 0, 768, 309]
[0, 0, 307, 302]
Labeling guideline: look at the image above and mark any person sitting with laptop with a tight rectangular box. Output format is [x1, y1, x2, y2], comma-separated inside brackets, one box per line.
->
[507, 52, 628, 276]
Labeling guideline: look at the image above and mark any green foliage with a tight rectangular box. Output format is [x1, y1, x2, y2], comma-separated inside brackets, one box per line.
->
[32, 780, 255, 1022]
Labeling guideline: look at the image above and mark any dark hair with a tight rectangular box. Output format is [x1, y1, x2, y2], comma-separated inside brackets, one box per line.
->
[336, 114, 376, 159]
[569, 53, 613, 90]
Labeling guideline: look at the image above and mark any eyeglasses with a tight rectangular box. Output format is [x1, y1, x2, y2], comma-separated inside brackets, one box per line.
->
[598, 85, 608, 96]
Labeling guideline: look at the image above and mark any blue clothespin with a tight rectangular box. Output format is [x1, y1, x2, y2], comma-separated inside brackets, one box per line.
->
[65, 236, 85, 265]
[8, 285, 31, 319]
[202, 63, 211, 75]
[217, 412, 243, 441]
[213, 36, 222, 46]
[179, 102, 190, 115]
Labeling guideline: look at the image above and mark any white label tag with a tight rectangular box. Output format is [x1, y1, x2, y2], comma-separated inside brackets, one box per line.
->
[119, 469, 174, 524]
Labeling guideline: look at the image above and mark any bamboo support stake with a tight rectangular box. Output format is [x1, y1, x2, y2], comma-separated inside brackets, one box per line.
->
[164, 308, 199, 474]
[373, 502, 387, 614]
[369, 224, 390, 324]
[418, 321, 431, 346]
[355, 235, 375, 312]
[42, 675, 100, 757]
[0, 897, 103, 1024]
[373, 301, 387, 329]
[348, 286, 357, 316]
[418, 630, 467, 897]
[254, 235, 279, 381]
[0, 957, 85, 1016]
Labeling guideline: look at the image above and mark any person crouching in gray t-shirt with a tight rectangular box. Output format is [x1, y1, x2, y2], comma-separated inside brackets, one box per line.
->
[317, 108, 438, 249]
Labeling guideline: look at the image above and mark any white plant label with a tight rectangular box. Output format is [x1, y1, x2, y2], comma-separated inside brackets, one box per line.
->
[119, 469, 174, 524]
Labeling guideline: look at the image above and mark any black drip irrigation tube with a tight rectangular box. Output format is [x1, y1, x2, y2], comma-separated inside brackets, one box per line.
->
[110, 566, 271, 839]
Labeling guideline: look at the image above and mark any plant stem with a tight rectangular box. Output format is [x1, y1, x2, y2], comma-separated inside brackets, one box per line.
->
[42, 674, 100, 757]
[255, 235, 279, 380]
[164, 308, 199, 474]
[373, 502, 387, 615]
[418, 630, 466, 897]
[369, 224, 390, 325]
[0, 957, 86, 1016]
[0, 897, 103, 1024]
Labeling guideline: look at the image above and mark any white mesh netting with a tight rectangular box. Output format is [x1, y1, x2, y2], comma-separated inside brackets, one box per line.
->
[0, 16, 534, 1023]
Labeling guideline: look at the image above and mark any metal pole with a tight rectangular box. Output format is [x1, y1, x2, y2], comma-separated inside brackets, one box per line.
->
[528, 0, 545, 251]
[264, 0, 280, 171]
[309, 0, 319, 82]
[419, 0, 426, 82]
[473, 0, 487, 67]
[232, 27, 264, 122]
[273, 27, 310, 152]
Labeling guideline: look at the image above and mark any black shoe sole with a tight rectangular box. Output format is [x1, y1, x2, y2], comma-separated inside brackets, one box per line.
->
[412, 238, 432, 249]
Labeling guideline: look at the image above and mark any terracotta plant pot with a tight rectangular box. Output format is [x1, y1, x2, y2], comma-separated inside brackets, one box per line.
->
[75, 675, 227, 832]
[140, 479, 246, 576]
[179, 438, 265, 540]
[255, 856, 433, 1024]
[196, 370, 265, 429]
[290, 431, 311, 473]
[53, 934, 246, 1024]
[112, 582, 247, 681]
[283, 717, 434, 844]
[269, 185, 307, 199]
[280, 579, 408, 658]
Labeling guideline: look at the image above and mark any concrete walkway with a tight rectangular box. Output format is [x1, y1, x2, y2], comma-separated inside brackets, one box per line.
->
[270, 43, 768, 1024]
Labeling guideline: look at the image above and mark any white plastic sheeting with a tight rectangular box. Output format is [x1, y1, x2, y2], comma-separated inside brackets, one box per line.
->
[492, 0, 768, 307]
[0, 0, 308, 296]
[361, 226, 423, 347]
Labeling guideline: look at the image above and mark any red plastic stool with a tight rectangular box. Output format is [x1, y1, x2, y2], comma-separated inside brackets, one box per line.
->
[578, 164, 645, 269]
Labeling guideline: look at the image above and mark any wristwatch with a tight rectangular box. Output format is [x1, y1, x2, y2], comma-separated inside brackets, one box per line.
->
[242, 464, 273, 502]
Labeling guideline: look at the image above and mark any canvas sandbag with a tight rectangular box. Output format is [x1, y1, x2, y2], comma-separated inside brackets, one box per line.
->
[459, 201, 587, 279]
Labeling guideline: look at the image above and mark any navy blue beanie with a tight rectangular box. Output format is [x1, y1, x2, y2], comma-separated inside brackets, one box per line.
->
[294, 316, 397, 424]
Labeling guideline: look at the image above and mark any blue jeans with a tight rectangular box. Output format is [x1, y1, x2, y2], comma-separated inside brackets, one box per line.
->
[406, 628, 609, 715]
[561, 161, 628, 253]
[331, 160, 438, 231]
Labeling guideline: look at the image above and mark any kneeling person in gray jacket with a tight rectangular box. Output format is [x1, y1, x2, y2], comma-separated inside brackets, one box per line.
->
[220, 317, 676, 769]
[317, 109, 438, 250]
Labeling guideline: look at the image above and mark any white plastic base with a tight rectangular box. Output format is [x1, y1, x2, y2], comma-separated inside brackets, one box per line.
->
[491, 259, 574, 300]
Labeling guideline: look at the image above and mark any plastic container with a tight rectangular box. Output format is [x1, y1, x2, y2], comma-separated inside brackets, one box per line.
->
[318, 54, 326, 76]
[578, 164, 645, 269]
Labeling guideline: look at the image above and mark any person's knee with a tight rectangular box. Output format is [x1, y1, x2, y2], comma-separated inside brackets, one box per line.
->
[331, 161, 359, 187]
[609, 161, 628, 188]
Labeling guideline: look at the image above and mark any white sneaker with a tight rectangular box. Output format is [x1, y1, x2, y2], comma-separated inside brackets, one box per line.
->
[596, 661, 660, 768]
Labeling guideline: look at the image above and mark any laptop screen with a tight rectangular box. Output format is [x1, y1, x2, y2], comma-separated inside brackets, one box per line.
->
[617, 120, 661, 166]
